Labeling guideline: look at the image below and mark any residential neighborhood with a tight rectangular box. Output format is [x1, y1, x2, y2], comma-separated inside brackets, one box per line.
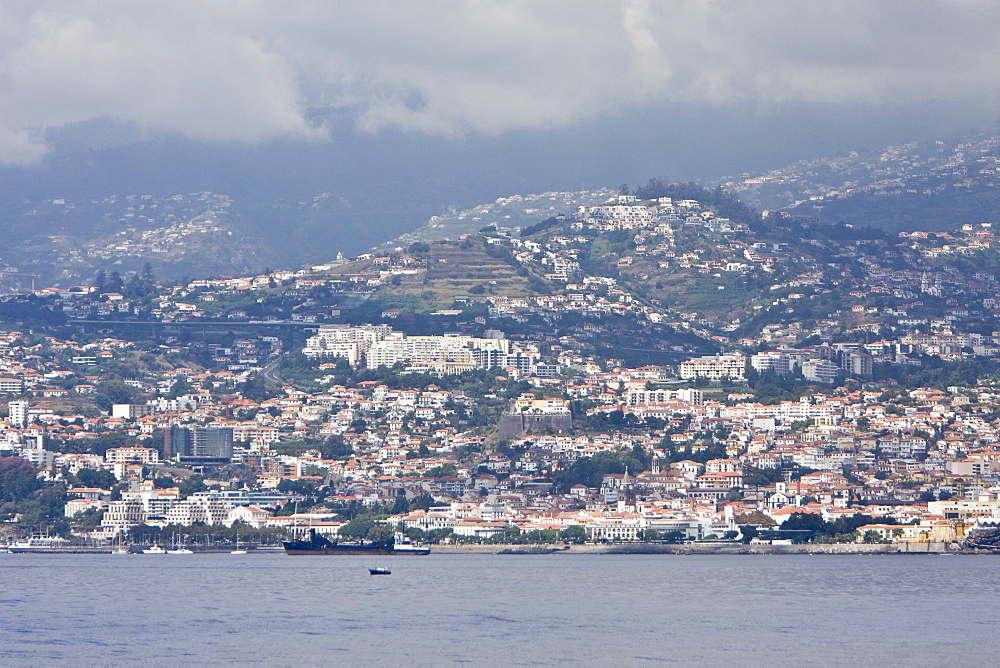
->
[4, 184, 1000, 553]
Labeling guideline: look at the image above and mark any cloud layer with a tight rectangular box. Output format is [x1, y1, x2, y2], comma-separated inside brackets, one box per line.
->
[2, 1, 999, 163]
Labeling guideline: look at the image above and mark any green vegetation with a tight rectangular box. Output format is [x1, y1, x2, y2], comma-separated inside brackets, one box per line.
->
[552, 447, 651, 492]
[770, 512, 900, 543]
[0, 456, 69, 535]
[126, 522, 288, 547]
[632, 177, 762, 229]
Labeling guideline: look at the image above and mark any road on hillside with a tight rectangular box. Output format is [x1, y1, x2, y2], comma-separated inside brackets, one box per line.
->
[261, 355, 284, 384]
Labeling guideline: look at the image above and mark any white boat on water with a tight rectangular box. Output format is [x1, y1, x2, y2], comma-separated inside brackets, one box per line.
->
[142, 545, 166, 554]
[165, 534, 194, 554]
[8, 536, 72, 553]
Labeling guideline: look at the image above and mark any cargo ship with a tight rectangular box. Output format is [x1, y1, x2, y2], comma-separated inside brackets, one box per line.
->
[282, 529, 430, 556]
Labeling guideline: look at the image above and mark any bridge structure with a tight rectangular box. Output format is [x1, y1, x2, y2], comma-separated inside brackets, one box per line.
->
[68, 319, 321, 338]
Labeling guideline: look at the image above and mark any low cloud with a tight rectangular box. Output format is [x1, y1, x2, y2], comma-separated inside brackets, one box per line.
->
[1, 1, 999, 163]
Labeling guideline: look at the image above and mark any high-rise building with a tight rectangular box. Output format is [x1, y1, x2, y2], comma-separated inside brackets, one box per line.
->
[8, 400, 29, 428]
[841, 352, 874, 377]
[165, 426, 233, 460]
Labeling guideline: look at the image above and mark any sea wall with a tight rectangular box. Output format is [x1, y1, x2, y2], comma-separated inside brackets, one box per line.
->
[429, 541, 968, 555]
[497, 412, 573, 440]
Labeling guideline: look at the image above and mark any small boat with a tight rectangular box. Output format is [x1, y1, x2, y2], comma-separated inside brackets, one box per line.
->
[142, 545, 166, 554]
[232, 533, 247, 554]
[231, 549, 248, 555]
[166, 534, 193, 554]
[369, 567, 391, 575]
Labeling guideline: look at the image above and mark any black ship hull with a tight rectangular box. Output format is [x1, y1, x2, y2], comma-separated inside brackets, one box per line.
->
[283, 546, 430, 555]
[284, 545, 396, 555]
[282, 529, 430, 556]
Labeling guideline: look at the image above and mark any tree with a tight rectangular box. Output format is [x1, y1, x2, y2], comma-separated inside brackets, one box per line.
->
[426, 464, 458, 478]
[0, 457, 43, 504]
[277, 478, 318, 495]
[320, 435, 353, 459]
[71, 506, 105, 529]
[107, 270, 125, 293]
[154, 476, 175, 489]
[16, 485, 69, 535]
[392, 492, 409, 514]
[734, 510, 777, 527]
[166, 378, 191, 399]
[560, 525, 587, 544]
[863, 530, 884, 544]
[177, 474, 207, 497]
[94, 269, 107, 292]
[239, 375, 272, 402]
[72, 468, 118, 489]
[427, 528, 453, 543]
[339, 515, 379, 540]
[93, 380, 142, 413]
[739, 525, 759, 544]
[781, 512, 825, 533]
[408, 493, 434, 512]
[367, 524, 395, 543]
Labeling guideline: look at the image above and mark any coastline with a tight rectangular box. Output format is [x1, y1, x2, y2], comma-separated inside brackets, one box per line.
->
[5, 542, 992, 555]
[429, 541, 979, 555]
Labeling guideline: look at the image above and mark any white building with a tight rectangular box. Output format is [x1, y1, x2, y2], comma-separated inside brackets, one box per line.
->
[8, 400, 29, 428]
[105, 446, 160, 466]
[679, 355, 747, 381]
[101, 499, 146, 533]
[802, 359, 840, 384]
[366, 333, 510, 371]
[164, 497, 229, 526]
[303, 324, 393, 363]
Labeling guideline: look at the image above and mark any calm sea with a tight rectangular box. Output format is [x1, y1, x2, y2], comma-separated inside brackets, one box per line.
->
[1, 552, 997, 666]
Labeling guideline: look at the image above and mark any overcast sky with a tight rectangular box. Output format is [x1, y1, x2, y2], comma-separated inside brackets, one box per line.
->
[2, 1, 999, 178]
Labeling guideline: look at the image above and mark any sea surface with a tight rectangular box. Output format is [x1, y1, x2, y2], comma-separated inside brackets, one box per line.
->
[1, 552, 998, 666]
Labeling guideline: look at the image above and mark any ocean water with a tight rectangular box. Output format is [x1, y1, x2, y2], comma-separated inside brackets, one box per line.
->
[1, 552, 997, 666]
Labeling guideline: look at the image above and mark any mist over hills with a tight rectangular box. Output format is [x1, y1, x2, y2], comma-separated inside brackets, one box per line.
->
[4, 117, 1000, 291]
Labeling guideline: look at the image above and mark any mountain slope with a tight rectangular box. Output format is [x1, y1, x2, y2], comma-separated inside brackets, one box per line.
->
[720, 132, 1000, 232]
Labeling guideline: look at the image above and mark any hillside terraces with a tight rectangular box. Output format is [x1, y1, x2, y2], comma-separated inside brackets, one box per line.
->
[421, 238, 530, 301]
